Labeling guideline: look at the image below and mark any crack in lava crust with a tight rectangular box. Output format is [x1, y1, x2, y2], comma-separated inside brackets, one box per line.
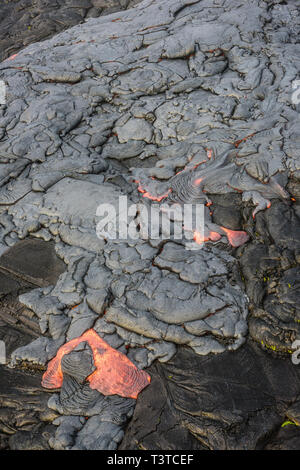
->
[132, 147, 292, 247]
[42, 329, 151, 399]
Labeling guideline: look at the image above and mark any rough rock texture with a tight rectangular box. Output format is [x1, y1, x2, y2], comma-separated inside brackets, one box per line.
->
[121, 342, 300, 450]
[0, 239, 65, 450]
[42, 329, 151, 398]
[0, 0, 299, 450]
[0, 238, 66, 286]
[46, 337, 136, 450]
[0, 0, 141, 62]
[239, 200, 300, 354]
[0, 366, 55, 450]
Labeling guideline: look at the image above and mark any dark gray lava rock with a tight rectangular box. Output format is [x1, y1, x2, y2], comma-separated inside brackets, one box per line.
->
[0, 366, 56, 450]
[121, 341, 300, 450]
[9, 429, 52, 450]
[0, 0, 141, 62]
[0, 239, 66, 449]
[211, 194, 243, 231]
[61, 341, 96, 383]
[240, 200, 300, 354]
[0, 239, 66, 287]
[0, 0, 299, 451]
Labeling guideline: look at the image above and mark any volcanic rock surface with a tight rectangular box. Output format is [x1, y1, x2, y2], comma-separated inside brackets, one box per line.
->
[120, 341, 300, 450]
[0, 239, 65, 450]
[0, 0, 299, 450]
[0, 0, 141, 63]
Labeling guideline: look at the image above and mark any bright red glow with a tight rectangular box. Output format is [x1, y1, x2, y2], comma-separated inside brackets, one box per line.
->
[42, 329, 151, 399]
[234, 132, 256, 148]
[141, 190, 171, 201]
[193, 160, 207, 169]
[193, 227, 249, 247]
[133, 179, 170, 202]
[193, 231, 221, 244]
[6, 53, 18, 61]
[71, 304, 80, 310]
[206, 149, 213, 159]
[209, 231, 223, 241]
[193, 177, 203, 186]
[220, 226, 249, 247]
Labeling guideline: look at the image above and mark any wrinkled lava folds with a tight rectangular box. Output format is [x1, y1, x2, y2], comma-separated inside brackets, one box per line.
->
[42, 329, 151, 399]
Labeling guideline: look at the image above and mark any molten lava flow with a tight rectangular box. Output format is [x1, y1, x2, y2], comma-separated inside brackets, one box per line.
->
[234, 132, 256, 148]
[206, 149, 213, 159]
[141, 190, 171, 202]
[133, 170, 250, 248]
[193, 227, 249, 247]
[220, 226, 249, 247]
[42, 329, 151, 399]
[6, 53, 18, 61]
[191, 148, 213, 170]
[193, 177, 203, 186]
[133, 179, 171, 202]
[193, 230, 221, 244]
[71, 304, 80, 310]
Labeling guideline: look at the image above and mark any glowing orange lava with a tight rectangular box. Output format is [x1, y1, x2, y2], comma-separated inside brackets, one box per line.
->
[234, 132, 256, 148]
[71, 304, 80, 310]
[133, 178, 249, 248]
[141, 190, 171, 201]
[193, 227, 249, 247]
[193, 160, 207, 170]
[193, 177, 203, 186]
[193, 231, 221, 244]
[220, 226, 249, 247]
[42, 329, 151, 399]
[133, 179, 171, 202]
[6, 53, 18, 61]
[206, 149, 213, 159]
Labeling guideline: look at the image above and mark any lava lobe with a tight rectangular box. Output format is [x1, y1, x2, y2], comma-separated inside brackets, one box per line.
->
[42, 329, 151, 399]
